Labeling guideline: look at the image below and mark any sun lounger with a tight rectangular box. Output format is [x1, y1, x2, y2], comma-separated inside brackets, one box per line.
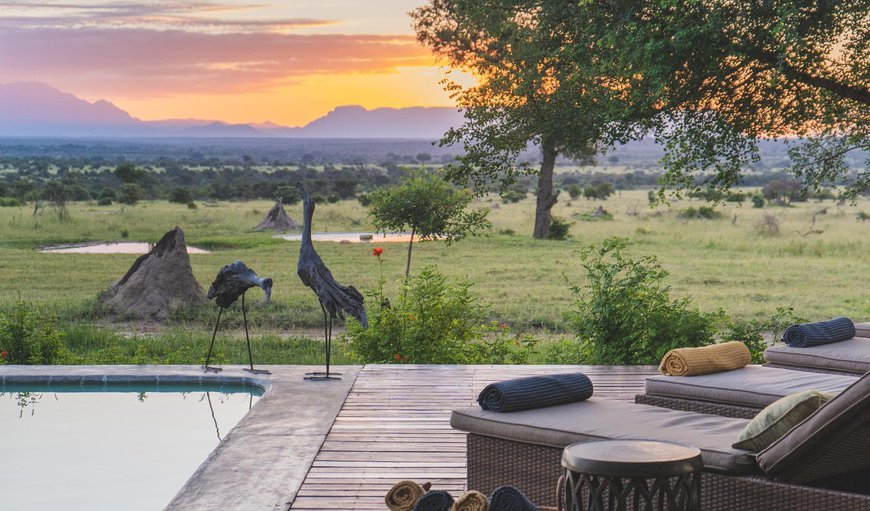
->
[452, 372, 870, 509]
[635, 365, 857, 418]
[764, 337, 870, 375]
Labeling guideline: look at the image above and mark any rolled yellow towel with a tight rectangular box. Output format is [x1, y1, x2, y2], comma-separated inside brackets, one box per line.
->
[385, 481, 426, 511]
[451, 490, 489, 511]
[659, 341, 751, 376]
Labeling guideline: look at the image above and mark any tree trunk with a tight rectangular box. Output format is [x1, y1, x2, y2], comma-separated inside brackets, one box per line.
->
[533, 143, 559, 239]
[404, 227, 415, 280]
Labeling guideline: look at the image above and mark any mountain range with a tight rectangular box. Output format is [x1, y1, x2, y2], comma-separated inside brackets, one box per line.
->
[0, 82, 465, 139]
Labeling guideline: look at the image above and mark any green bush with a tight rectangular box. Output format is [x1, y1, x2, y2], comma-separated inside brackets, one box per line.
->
[97, 197, 113, 206]
[568, 238, 722, 364]
[119, 183, 143, 205]
[751, 193, 765, 208]
[0, 300, 69, 365]
[501, 189, 526, 203]
[345, 266, 491, 364]
[680, 206, 723, 220]
[0, 197, 21, 207]
[169, 187, 193, 204]
[547, 216, 573, 240]
[566, 184, 583, 199]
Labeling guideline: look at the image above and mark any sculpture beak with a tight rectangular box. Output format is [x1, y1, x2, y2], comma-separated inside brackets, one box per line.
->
[261, 278, 272, 304]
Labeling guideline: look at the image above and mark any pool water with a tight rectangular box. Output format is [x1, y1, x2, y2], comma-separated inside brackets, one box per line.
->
[0, 383, 261, 511]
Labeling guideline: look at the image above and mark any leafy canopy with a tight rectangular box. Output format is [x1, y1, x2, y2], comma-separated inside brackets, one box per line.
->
[369, 171, 490, 276]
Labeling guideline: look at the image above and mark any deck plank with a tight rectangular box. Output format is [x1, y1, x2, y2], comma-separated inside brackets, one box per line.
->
[289, 364, 656, 509]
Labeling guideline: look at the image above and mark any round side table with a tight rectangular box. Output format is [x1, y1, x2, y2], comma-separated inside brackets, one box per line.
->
[561, 439, 702, 511]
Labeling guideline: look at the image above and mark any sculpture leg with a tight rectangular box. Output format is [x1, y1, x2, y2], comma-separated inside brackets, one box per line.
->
[203, 307, 224, 373]
[305, 301, 340, 380]
[242, 292, 270, 375]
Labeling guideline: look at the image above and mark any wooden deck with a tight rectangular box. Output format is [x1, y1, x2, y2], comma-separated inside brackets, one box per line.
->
[291, 364, 658, 510]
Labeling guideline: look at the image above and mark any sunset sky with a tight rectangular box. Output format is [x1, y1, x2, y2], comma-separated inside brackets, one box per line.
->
[0, 0, 467, 126]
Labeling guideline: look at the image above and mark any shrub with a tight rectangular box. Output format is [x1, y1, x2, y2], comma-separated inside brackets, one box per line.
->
[751, 193, 765, 208]
[680, 206, 722, 220]
[547, 216, 573, 240]
[99, 187, 117, 200]
[169, 187, 193, 204]
[357, 193, 372, 207]
[501, 189, 526, 203]
[583, 181, 615, 200]
[0, 197, 21, 207]
[754, 213, 781, 237]
[118, 183, 143, 205]
[0, 300, 69, 365]
[97, 197, 113, 206]
[568, 238, 722, 365]
[566, 184, 583, 199]
[857, 211, 870, 223]
[345, 266, 491, 364]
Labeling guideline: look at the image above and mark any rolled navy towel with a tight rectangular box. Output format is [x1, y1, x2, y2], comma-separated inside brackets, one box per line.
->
[488, 486, 539, 511]
[477, 373, 593, 413]
[414, 491, 455, 511]
[782, 317, 856, 348]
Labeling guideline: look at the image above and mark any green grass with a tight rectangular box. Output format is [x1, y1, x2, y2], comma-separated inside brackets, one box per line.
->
[1, 191, 869, 365]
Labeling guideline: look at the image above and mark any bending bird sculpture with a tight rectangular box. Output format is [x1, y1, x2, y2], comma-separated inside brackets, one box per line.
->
[203, 260, 272, 374]
[297, 185, 367, 380]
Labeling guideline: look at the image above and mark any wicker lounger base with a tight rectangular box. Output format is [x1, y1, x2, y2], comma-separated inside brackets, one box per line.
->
[763, 363, 864, 376]
[634, 393, 761, 419]
[467, 433, 870, 510]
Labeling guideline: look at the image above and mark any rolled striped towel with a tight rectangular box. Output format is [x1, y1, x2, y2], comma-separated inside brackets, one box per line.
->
[414, 491, 455, 511]
[782, 317, 856, 348]
[488, 486, 539, 511]
[659, 341, 750, 376]
[451, 490, 489, 511]
[386, 481, 427, 511]
[477, 373, 593, 412]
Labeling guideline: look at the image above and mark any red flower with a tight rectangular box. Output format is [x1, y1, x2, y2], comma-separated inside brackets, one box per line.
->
[373, 247, 384, 257]
[0, 351, 6, 359]
[394, 353, 402, 362]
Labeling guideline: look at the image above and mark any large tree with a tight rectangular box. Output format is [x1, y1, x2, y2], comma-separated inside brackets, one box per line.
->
[566, 0, 869, 198]
[413, 1, 620, 238]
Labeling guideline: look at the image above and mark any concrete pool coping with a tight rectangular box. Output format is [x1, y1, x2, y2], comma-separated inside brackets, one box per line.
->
[0, 364, 362, 511]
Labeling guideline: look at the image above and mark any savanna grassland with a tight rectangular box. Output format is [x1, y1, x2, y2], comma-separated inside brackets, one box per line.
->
[1, 189, 868, 365]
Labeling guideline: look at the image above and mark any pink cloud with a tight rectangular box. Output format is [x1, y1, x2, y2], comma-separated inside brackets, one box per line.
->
[0, 28, 434, 97]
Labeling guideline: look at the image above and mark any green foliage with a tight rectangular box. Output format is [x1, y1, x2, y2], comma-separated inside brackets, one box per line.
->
[583, 181, 615, 200]
[501, 189, 526, 204]
[118, 183, 143, 205]
[345, 267, 492, 364]
[680, 206, 723, 220]
[763, 179, 803, 203]
[547, 216, 573, 240]
[113, 162, 146, 184]
[720, 307, 808, 364]
[97, 197, 113, 206]
[99, 187, 117, 200]
[858, 211, 870, 222]
[568, 238, 722, 364]
[369, 171, 490, 276]
[566, 184, 583, 199]
[0, 299, 69, 364]
[0, 197, 20, 207]
[169, 187, 193, 204]
[751, 193, 766, 208]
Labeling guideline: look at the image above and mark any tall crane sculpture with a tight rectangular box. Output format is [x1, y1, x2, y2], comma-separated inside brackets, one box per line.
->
[297, 185, 367, 380]
[203, 260, 272, 375]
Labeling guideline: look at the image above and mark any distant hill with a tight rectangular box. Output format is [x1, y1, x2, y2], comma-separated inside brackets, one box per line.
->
[0, 82, 463, 139]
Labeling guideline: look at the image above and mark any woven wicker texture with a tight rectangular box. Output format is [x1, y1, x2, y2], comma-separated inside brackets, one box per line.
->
[659, 342, 750, 376]
[634, 393, 761, 419]
[467, 433, 870, 510]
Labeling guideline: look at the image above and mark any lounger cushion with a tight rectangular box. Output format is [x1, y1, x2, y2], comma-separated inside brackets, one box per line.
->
[855, 322, 870, 339]
[644, 366, 854, 408]
[733, 390, 834, 451]
[451, 399, 758, 474]
[757, 371, 870, 482]
[764, 339, 870, 374]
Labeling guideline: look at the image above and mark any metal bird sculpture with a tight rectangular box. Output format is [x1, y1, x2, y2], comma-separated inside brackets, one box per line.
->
[297, 185, 367, 380]
[203, 260, 272, 375]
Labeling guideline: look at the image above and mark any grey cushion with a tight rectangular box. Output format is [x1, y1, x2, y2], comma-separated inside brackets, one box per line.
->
[644, 366, 855, 408]
[757, 371, 870, 483]
[855, 322, 870, 339]
[764, 338, 870, 374]
[451, 399, 758, 474]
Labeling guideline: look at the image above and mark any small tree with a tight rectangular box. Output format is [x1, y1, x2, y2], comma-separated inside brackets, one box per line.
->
[369, 172, 490, 278]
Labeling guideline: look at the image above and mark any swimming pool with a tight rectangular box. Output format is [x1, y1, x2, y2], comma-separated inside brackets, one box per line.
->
[0, 382, 261, 511]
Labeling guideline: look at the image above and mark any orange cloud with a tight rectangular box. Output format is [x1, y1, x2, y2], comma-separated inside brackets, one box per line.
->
[0, 28, 434, 97]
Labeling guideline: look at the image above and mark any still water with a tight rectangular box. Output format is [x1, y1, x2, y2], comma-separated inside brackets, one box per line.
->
[0, 383, 261, 511]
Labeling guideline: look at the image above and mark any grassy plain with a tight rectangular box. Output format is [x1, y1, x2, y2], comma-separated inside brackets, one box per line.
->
[1, 190, 868, 364]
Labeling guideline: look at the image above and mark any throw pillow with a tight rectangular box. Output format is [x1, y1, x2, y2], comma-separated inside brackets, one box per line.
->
[733, 390, 834, 451]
